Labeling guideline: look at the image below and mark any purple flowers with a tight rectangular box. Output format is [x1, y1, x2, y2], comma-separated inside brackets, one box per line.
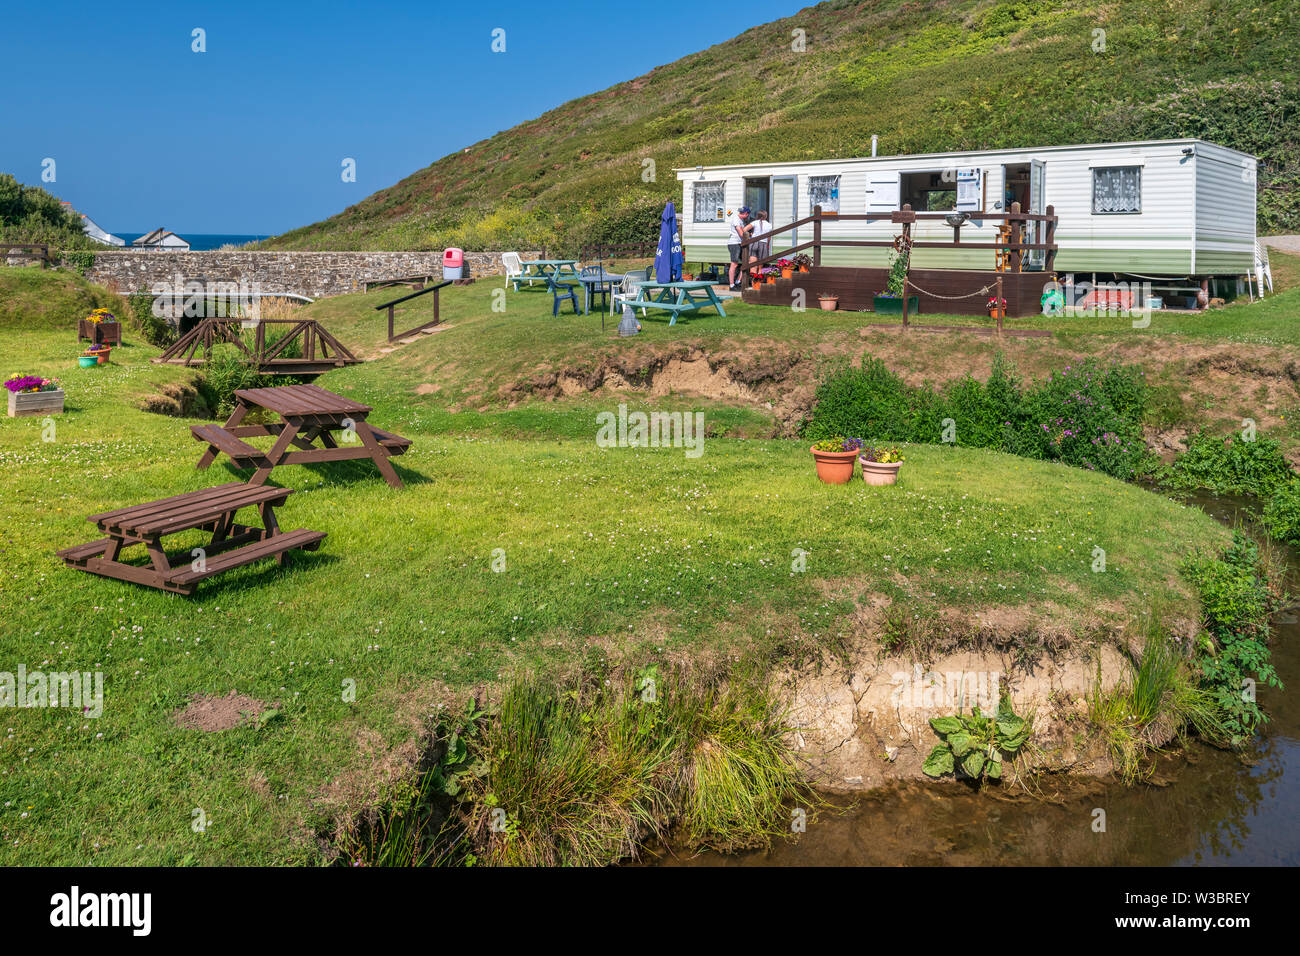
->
[4, 375, 58, 394]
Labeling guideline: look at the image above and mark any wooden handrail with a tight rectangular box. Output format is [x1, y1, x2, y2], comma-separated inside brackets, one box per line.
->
[374, 278, 453, 343]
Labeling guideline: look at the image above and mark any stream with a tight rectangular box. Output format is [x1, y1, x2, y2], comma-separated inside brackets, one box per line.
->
[657, 493, 1300, 866]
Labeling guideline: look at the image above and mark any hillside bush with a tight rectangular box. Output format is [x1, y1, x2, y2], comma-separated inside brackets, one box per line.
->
[803, 355, 1151, 479]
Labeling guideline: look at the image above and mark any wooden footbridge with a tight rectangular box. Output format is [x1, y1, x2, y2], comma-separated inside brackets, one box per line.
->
[153, 318, 360, 374]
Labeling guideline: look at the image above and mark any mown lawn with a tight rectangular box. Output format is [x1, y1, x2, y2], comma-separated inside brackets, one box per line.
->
[0, 268, 1237, 864]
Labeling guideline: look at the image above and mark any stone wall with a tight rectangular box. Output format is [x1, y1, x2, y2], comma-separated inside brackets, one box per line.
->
[61, 250, 542, 298]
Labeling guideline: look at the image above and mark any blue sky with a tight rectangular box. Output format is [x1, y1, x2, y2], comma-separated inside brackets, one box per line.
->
[1, 0, 806, 236]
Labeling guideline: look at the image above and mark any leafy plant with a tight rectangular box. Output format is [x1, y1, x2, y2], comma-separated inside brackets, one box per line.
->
[811, 435, 862, 452]
[1162, 430, 1295, 496]
[1182, 531, 1284, 745]
[1263, 478, 1300, 544]
[922, 697, 1033, 783]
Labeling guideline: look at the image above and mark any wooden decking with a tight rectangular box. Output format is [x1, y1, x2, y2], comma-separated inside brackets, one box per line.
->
[742, 266, 1053, 318]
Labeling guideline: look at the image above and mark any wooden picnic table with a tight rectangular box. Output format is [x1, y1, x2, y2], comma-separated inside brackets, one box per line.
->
[624, 280, 729, 326]
[192, 383, 411, 489]
[514, 259, 579, 290]
[56, 482, 325, 595]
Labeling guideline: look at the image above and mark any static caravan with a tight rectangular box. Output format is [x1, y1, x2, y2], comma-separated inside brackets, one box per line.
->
[675, 139, 1257, 290]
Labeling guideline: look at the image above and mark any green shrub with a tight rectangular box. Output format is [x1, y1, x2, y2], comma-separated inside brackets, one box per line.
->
[196, 348, 264, 418]
[1163, 431, 1295, 496]
[1182, 531, 1283, 745]
[126, 294, 177, 348]
[1263, 479, 1300, 544]
[803, 355, 1151, 479]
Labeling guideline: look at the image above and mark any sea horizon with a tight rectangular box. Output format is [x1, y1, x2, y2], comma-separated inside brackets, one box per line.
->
[113, 233, 273, 251]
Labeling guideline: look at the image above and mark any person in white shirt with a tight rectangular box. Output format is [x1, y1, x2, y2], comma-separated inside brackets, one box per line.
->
[726, 207, 751, 289]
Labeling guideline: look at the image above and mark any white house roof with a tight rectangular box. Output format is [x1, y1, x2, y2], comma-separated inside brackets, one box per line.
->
[673, 138, 1257, 173]
[132, 228, 189, 247]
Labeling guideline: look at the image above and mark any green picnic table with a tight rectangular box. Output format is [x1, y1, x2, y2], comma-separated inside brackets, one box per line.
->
[625, 280, 728, 326]
[514, 259, 579, 291]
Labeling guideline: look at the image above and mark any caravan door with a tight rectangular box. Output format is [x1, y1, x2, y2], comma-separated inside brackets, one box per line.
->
[1028, 159, 1046, 270]
[771, 176, 797, 252]
[866, 172, 900, 214]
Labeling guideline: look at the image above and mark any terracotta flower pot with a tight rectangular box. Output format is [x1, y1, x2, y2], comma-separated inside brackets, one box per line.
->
[799, 266, 810, 273]
[765, 276, 776, 285]
[811, 446, 858, 484]
[819, 297, 838, 311]
[989, 308, 1005, 320]
[751, 280, 762, 290]
[781, 268, 793, 279]
[859, 458, 902, 486]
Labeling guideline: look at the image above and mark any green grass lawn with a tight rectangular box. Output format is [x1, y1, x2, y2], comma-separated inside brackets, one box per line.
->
[0, 267, 1244, 863]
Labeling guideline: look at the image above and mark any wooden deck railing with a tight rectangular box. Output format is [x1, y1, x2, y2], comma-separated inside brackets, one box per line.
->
[738, 202, 1058, 274]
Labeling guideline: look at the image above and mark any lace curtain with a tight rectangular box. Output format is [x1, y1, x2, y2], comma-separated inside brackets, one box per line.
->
[1092, 166, 1141, 214]
[693, 181, 725, 222]
[809, 175, 841, 213]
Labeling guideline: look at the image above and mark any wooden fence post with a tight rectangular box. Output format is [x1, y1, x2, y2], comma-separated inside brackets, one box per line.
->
[996, 274, 1004, 337]
[812, 205, 822, 267]
[1044, 204, 1057, 272]
[1010, 202, 1023, 273]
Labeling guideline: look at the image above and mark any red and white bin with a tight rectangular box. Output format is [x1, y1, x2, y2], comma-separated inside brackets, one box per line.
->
[442, 248, 464, 280]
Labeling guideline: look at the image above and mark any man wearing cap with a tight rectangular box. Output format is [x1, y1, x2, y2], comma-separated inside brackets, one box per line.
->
[726, 206, 751, 290]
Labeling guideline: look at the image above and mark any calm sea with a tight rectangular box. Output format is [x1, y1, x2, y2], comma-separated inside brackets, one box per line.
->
[114, 234, 271, 251]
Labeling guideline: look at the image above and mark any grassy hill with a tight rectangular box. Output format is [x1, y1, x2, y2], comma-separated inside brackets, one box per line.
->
[262, 0, 1300, 253]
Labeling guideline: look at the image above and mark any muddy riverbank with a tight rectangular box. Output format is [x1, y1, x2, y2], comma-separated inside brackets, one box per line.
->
[656, 493, 1300, 866]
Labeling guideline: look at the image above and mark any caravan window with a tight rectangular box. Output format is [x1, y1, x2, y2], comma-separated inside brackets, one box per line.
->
[693, 181, 726, 222]
[809, 175, 840, 213]
[1092, 166, 1142, 214]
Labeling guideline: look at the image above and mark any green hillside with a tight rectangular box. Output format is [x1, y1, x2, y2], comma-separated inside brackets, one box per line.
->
[263, 0, 1299, 253]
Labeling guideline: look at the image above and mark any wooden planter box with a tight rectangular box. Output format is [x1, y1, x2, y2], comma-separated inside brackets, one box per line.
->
[78, 320, 121, 346]
[872, 295, 919, 315]
[8, 389, 64, 418]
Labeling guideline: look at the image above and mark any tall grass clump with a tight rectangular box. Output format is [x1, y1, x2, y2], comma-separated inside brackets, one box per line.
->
[340, 668, 809, 867]
[1089, 623, 1228, 783]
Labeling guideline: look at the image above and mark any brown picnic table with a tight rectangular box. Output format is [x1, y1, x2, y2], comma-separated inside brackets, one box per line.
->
[56, 482, 325, 595]
[191, 384, 412, 489]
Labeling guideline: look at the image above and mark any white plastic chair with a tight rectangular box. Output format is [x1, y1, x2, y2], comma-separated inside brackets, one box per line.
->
[502, 252, 526, 291]
[611, 271, 647, 317]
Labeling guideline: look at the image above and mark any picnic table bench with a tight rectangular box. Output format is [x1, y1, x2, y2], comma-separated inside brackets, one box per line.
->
[57, 482, 325, 595]
[192, 384, 411, 489]
[623, 280, 728, 326]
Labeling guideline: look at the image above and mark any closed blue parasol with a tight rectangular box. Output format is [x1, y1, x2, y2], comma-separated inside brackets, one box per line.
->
[655, 201, 683, 283]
